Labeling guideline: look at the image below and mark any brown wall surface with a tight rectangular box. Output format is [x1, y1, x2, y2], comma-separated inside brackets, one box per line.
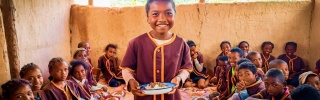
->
[309, 0, 320, 70]
[71, 1, 314, 73]
[0, 11, 10, 89]
[13, 0, 72, 82]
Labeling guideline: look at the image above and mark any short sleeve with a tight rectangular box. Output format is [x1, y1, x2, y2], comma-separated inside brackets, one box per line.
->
[180, 42, 193, 71]
[120, 40, 137, 70]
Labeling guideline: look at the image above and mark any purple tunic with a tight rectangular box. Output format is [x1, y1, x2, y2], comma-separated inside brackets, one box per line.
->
[69, 78, 91, 99]
[278, 54, 306, 74]
[120, 33, 193, 100]
[217, 66, 238, 100]
[43, 80, 89, 100]
[98, 55, 123, 86]
[261, 53, 275, 72]
[34, 90, 48, 100]
[231, 79, 265, 100]
[251, 88, 292, 100]
[86, 58, 96, 86]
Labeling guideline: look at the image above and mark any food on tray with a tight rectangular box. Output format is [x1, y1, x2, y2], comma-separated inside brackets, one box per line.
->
[197, 98, 206, 100]
[145, 82, 168, 89]
[112, 91, 125, 97]
[106, 97, 119, 100]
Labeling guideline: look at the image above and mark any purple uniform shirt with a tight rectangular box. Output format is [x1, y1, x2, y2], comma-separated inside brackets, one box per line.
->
[98, 55, 123, 86]
[261, 53, 275, 72]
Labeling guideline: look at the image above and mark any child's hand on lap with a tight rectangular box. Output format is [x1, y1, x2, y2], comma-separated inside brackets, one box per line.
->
[168, 76, 181, 94]
[129, 79, 145, 96]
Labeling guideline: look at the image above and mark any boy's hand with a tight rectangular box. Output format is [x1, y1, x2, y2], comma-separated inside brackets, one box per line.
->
[128, 79, 145, 96]
[236, 81, 246, 91]
[168, 76, 181, 94]
[192, 52, 198, 59]
[211, 77, 217, 83]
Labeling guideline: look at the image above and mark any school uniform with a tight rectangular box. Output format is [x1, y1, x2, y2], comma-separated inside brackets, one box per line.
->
[86, 58, 96, 86]
[261, 53, 275, 72]
[120, 33, 193, 100]
[43, 80, 89, 100]
[98, 55, 124, 87]
[33, 90, 48, 100]
[257, 68, 265, 79]
[70, 77, 91, 99]
[217, 66, 238, 100]
[278, 54, 306, 87]
[251, 88, 292, 100]
[214, 65, 229, 85]
[231, 78, 265, 100]
[190, 52, 208, 83]
[216, 52, 226, 66]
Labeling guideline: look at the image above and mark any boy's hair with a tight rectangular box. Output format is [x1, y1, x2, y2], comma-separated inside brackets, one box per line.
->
[20, 63, 42, 78]
[265, 68, 285, 82]
[77, 41, 88, 48]
[261, 41, 274, 49]
[285, 42, 297, 49]
[269, 59, 287, 69]
[291, 84, 320, 100]
[230, 47, 243, 57]
[220, 41, 231, 48]
[238, 62, 257, 74]
[73, 48, 87, 59]
[48, 57, 67, 80]
[145, 0, 176, 16]
[237, 58, 251, 65]
[246, 51, 260, 60]
[1, 79, 31, 100]
[238, 41, 249, 48]
[218, 56, 228, 61]
[187, 40, 196, 47]
[69, 60, 89, 76]
[105, 44, 117, 52]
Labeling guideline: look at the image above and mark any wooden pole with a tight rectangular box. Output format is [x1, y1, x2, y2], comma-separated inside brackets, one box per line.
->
[88, 0, 93, 5]
[199, 0, 205, 3]
[1, 0, 20, 79]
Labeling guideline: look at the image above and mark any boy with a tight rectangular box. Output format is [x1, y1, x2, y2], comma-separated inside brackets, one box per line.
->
[215, 47, 243, 100]
[231, 62, 265, 100]
[246, 51, 265, 79]
[187, 40, 209, 88]
[291, 84, 320, 100]
[247, 68, 292, 100]
[212, 56, 228, 85]
[269, 59, 290, 80]
[278, 42, 306, 87]
[298, 71, 320, 92]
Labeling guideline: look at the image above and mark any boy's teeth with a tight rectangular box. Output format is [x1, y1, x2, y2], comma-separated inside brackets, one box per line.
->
[158, 25, 167, 27]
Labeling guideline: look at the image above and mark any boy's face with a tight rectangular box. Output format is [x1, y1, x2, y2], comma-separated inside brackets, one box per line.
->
[240, 43, 249, 52]
[72, 65, 87, 81]
[264, 76, 285, 97]
[221, 43, 230, 54]
[305, 75, 320, 92]
[189, 46, 196, 56]
[262, 44, 273, 55]
[238, 68, 257, 86]
[276, 64, 289, 80]
[249, 54, 262, 68]
[285, 45, 296, 56]
[10, 85, 34, 100]
[75, 51, 87, 61]
[228, 52, 241, 67]
[50, 62, 68, 81]
[218, 60, 228, 66]
[82, 43, 91, 56]
[22, 69, 43, 91]
[147, 1, 175, 34]
[106, 48, 117, 58]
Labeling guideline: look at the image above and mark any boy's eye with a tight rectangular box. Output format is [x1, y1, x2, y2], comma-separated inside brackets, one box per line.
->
[152, 13, 159, 16]
[166, 12, 172, 15]
[16, 95, 23, 98]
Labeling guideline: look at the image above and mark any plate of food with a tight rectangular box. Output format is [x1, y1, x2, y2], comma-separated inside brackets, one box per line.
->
[192, 96, 208, 100]
[105, 96, 120, 100]
[111, 91, 125, 97]
[140, 82, 176, 95]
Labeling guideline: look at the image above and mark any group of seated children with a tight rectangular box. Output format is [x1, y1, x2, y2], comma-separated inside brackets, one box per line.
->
[184, 40, 320, 100]
[1, 42, 124, 100]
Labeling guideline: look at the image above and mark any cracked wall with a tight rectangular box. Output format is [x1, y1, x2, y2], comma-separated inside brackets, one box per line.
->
[309, 0, 320, 71]
[70, 1, 314, 74]
[0, 10, 10, 88]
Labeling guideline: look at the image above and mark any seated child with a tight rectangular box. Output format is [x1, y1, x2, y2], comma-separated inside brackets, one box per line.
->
[260, 41, 275, 72]
[69, 60, 92, 99]
[73, 48, 96, 86]
[98, 44, 124, 87]
[278, 42, 306, 87]
[298, 71, 320, 92]
[238, 41, 249, 58]
[231, 62, 265, 100]
[269, 59, 290, 80]
[78, 41, 92, 65]
[314, 59, 320, 74]
[43, 57, 88, 100]
[247, 68, 292, 100]
[215, 47, 243, 100]
[1, 79, 34, 100]
[20, 63, 47, 100]
[187, 40, 209, 89]
[216, 41, 231, 66]
[246, 51, 265, 79]
[211, 56, 229, 85]
[291, 84, 320, 100]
